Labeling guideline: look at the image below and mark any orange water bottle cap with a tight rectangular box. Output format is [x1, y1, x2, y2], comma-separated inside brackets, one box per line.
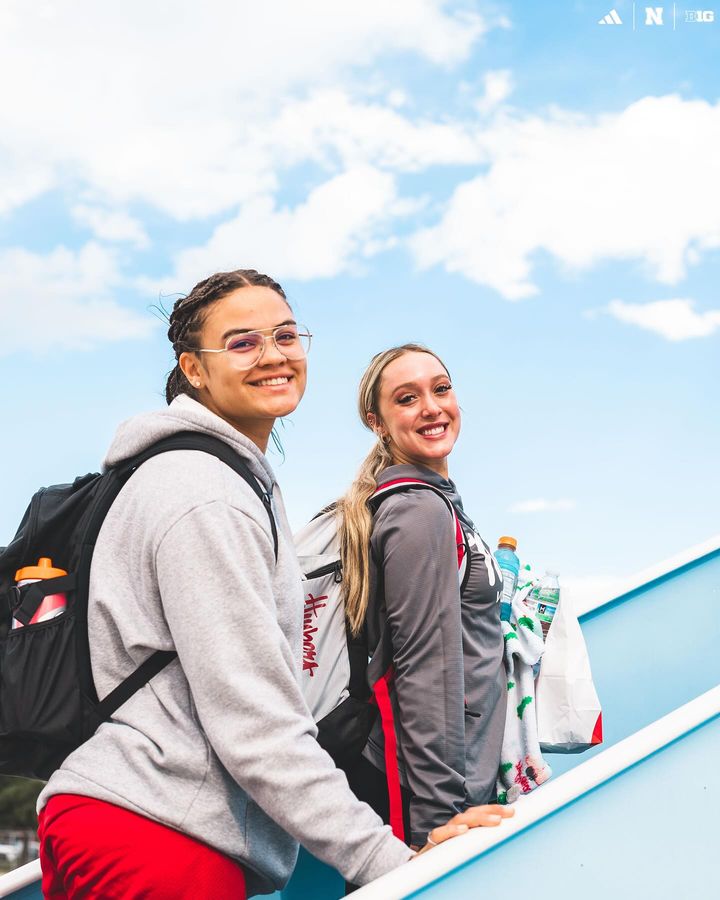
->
[497, 536, 518, 551]
[15, 557, 68, 581]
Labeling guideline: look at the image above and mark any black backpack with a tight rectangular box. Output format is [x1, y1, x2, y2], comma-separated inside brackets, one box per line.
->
[0, 432, 278, 780]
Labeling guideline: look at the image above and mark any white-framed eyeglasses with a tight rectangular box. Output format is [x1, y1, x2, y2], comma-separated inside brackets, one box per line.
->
[195, 323, 312, 371]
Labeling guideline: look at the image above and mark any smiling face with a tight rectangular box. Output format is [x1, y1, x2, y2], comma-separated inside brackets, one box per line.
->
[371, 350, 460, 478]
[179, 285, 307, 451]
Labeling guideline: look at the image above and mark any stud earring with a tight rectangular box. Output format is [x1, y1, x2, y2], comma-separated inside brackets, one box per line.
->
[194, 381, 201, 388]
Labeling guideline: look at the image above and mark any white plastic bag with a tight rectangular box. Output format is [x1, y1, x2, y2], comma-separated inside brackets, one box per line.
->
[535, 586, 603, 753]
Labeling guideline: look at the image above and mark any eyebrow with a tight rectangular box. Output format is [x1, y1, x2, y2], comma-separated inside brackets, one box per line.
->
[220, 319, 296, 342]
[391, 374, 451, 393]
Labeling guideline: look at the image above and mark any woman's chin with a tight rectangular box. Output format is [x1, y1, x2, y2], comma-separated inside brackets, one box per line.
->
[261, 395, 302, 418]
[413, 437, 456, 463]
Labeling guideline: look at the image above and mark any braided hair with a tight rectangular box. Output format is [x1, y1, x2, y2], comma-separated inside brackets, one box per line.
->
[165, 269, 288, 405]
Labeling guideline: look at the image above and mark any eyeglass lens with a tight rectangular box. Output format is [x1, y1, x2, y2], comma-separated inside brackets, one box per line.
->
[225, 326, 310, 361]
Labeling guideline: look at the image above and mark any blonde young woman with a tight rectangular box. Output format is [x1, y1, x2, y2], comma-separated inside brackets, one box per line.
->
[338, 344, 507, 852]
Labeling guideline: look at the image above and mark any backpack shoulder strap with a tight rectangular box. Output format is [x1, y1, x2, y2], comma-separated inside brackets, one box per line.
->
[88, 431, 278, 722]
[117, 431, 279, 561]
[94, 648, 179, 722]
[371, 479, 467, 575]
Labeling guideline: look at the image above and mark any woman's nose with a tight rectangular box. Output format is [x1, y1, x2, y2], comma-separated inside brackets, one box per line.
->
[421, 393, 442, 417]
[260, 335, 286, 365]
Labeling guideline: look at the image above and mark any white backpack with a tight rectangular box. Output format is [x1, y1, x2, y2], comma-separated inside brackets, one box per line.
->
[295, 509, 347, 723]
[294, 478, 469, 775]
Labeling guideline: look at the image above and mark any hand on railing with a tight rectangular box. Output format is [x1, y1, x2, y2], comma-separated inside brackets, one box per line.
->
[413, 804, 515, 857]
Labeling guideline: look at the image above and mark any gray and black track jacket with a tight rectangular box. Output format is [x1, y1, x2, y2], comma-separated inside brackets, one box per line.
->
[363, 464, 507, 847]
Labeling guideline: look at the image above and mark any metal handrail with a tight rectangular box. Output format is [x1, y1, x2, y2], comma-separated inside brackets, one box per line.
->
[574, 532, 720, 617]
[350, 684, 720, 900]
[0, 858, 41, 897]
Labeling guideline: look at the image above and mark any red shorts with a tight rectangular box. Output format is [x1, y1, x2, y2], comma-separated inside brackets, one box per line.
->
[38, 794, 247, 899]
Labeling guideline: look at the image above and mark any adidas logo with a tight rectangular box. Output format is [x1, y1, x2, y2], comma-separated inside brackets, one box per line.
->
[598, 8, 623, 24]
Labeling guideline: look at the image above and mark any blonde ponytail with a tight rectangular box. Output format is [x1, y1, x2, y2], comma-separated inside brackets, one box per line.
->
[337, 440, 394, 635]
[338, 343, 450, 635]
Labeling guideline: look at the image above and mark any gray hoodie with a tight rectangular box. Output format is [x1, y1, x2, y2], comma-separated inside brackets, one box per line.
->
[39, 395, 411, 896]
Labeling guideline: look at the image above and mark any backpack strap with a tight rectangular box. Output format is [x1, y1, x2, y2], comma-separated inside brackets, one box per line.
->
[118, 431, 279, 561]
[345, 620, 371, 701]
[371, 478, 467, 576]
[88, 432, 279, 722]
[95, 649, 179, 721]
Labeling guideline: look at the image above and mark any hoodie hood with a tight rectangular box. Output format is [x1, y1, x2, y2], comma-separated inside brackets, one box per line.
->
[103, 394, 276, 492]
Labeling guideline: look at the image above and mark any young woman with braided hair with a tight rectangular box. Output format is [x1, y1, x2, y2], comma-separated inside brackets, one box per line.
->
[36, 272, 511, 898]
[337, 345, 508, 856]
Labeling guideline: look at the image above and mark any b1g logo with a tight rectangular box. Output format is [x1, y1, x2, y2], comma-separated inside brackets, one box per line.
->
[685, 9, 715, 21]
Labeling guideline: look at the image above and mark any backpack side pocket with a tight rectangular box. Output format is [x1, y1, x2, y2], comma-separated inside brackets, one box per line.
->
[0, 608, 84, 778]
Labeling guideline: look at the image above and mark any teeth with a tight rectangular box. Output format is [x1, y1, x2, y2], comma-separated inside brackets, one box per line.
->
[420, 425, 445, 436]
[255, 377, 289, 386]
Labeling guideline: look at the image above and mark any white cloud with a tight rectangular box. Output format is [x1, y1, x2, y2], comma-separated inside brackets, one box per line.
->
[0, 1, 494, 220]
[267, 90, 486, 172]
[410, 95, 720, 298]
[387, 89, 409, 109]
[72, 205, 149, 249]
[0, 152, 54, 217]
[603, 298, 720, 340]
[0, 243, 157, 355]
[154, 167, 406, 289]
[7, 3, 720, 311]
[475, 69, 513, 114]
[508, 498, 577, 514]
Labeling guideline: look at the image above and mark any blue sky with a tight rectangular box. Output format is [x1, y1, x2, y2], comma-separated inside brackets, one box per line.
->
[1, 1, 718, 603]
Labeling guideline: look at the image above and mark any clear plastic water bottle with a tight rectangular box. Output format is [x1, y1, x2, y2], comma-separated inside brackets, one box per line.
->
[536, 570, 560, 638]
[495, 536, 520, 622]
[518, 563, 535, 595]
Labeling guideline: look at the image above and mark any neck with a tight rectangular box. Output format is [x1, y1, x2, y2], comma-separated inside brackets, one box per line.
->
[228, 417, 274, 453]
[197, 397, 274, 453]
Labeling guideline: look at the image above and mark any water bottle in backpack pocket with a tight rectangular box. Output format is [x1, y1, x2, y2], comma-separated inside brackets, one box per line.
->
[1, 544, 91, 778]
[12, 557, 68, 629]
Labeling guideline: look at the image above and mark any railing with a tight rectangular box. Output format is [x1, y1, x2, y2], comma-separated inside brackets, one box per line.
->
[350, 684, 720, 899]
[0, 859, 40, 898]
[574, 532, 720, 617]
